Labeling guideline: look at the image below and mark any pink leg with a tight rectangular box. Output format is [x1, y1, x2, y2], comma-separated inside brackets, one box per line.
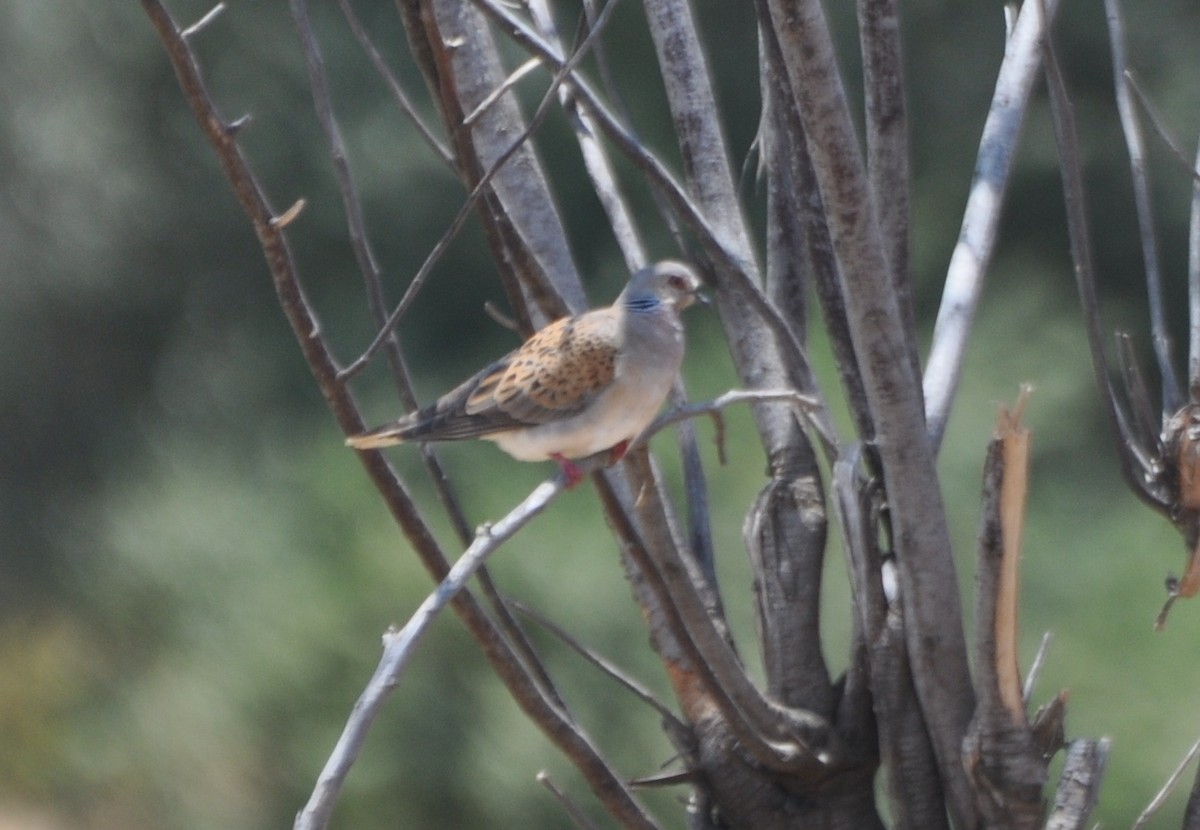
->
[550, 453, 584, 489]
[606, 440, 630, 465]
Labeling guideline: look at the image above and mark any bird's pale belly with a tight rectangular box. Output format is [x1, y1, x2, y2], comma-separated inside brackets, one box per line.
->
[486, 381, 669, 461]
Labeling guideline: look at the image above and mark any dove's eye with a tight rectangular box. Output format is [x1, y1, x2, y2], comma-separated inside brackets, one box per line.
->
[667, 274, 689, 291]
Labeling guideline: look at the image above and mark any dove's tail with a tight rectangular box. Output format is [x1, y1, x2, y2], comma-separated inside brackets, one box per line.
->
[345, 404, 509, 449]
[345, 420, 418, 449]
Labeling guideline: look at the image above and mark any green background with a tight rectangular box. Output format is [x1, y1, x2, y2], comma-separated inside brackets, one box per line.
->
[3, 0, 1200, 827]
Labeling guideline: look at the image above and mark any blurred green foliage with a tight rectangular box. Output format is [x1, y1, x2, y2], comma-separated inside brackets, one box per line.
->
[2, 0, 1200, 827]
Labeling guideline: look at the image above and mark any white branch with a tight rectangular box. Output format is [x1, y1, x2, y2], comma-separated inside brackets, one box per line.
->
[294, 477, 565, 830]
[294, 389, 808, 829]
[923, 0, 1061, 450]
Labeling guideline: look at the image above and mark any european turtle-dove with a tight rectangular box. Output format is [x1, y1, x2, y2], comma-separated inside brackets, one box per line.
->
[346, 261, 705, 486]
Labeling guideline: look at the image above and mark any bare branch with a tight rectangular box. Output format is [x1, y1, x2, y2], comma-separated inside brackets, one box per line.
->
[538, 772, 604, 830]
[340, 1, 623, 380]
[642, 389, 817, 438]
[290, 0, 412, 405]
[757, 9, 875, 443]
[1045, 739, 1110, 830]
[832, 449, 947, 830]
[924, 0, 1061, 450]
[1021, 630, 1053, 707]
[1132, 735, 1200, 830]
[857, 0, 919, 384]
[294, 477, 567, 830]
[463, 57, 542, 127]
[181, 2, 225, 38]
[765, 0, 978, 820]
[525, 0, 648, 270]
[1123, 71, 1200, 184]
[964, 389, 1044, 829]
[1043, 17, 1173, 517]
[1191, 135, 1200, 399]
[619, 451, 840, 775]
[141, 4, 656, 827]
[333, 0, 453, 166]
[1104, 0, 1182, 414]
[511, 600, 688, 737]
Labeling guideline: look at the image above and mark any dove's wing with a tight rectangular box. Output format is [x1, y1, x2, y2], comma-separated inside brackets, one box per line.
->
[466, 309, 619, 424]
[347, 309, 619, 448]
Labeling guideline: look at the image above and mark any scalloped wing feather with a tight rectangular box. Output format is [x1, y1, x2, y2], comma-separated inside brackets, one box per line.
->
[466, 311, 618, 424]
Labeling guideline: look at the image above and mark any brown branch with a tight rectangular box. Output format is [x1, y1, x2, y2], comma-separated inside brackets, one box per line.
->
[963, 387, 1044, 829]
[291, 0, 571, 717]
[139, 4, 656, 828]
[764, 0, 977, 822]
[833, 452, 946, 830]
[857, 0, 919, 387]
[756, 8, 875, 444]
[1105, 0, 1182, 414]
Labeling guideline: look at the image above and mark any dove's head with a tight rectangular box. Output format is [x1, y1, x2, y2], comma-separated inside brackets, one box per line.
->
[622, 260, 706, 314]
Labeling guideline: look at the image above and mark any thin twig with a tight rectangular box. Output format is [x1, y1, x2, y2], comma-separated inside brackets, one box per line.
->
[141, 4, 657, 827]
[464, 57, 542, 126]
[334, 0, 453, 166]
[292, 0, 486, 549]
[1190, 135, 1200, 399]
[340, 0, 621, 380]
[538, 772, 603, 830]
[528, 0, 647, 269]
[1105, 0, 1182, 415]
[641, 389, 817, 440]
[1043, 15, 1173, 517]
[510, 599, 689, 736]
[1131, 735, 1200, 830]
[1022, 630, 1053, 707]
[181, 1, 225, 38]
[290, 0, 411, 405]
[1124, 71, 1200, 184]
[923, 0, 1061, 450]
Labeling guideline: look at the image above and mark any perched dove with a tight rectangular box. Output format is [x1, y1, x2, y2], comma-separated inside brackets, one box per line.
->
[346, 260, 705, 486]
